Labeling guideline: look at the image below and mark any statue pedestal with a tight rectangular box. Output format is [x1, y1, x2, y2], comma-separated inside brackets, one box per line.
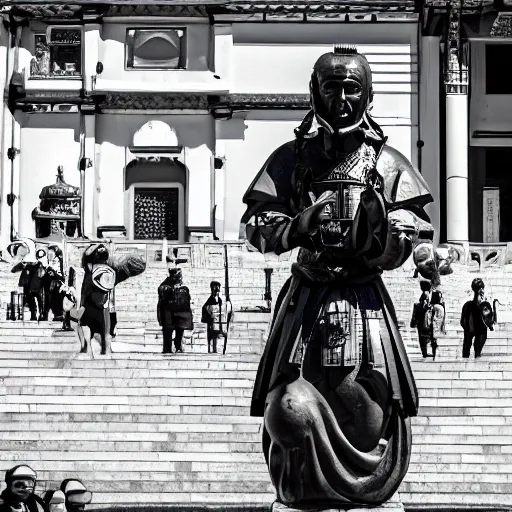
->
[272, 495, 405, 512]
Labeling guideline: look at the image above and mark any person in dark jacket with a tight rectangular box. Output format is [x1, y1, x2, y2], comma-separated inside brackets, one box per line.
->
[0, 465, 48, 512]
[461, 277, 488, 358]
[43, 244, 65, 322]
[201, 281, 229, 354]
[157, 268, 193, 353]
[415, 280, 433, 358]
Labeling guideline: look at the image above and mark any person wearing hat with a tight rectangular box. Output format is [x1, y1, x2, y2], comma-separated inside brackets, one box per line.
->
[59, 480, 92, 512]
[157, 267, 193, 353]
[9, 240, 46, 321]
[0, 465, 48, 512]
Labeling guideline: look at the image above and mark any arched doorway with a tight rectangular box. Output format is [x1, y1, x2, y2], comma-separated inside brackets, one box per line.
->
[125, 120, 187, 241]
[125, 157, 186, 241]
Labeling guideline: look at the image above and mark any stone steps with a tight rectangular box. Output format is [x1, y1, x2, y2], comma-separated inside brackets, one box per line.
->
[402, 357, 512, 507]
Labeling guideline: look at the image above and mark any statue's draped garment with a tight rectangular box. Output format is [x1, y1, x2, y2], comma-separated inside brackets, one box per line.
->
[241, 130, 434, 507]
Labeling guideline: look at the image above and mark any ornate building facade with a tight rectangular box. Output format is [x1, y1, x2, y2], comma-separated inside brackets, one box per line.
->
[0, 0, 510, 248]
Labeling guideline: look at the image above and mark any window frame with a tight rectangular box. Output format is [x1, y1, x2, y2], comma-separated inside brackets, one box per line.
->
[29, 25, 83, 80]
[485, 43, 512, 95]
[125, 27, 187, 71]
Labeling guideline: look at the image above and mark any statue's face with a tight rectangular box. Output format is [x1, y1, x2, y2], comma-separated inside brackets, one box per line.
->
[313, 53, 372, 131]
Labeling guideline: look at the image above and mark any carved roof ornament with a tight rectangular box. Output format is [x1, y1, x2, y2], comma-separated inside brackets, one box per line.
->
[39, 166, 80, 200]
[490, 12, 512, 37]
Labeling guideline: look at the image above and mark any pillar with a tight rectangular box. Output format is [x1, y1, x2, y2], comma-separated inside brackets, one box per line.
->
[0, 24, 22, 245]
[214, 123, 226, 240]
[445, 2, 469, 243]
[420, 36, 441, 245]
[82, 112, 96, 238]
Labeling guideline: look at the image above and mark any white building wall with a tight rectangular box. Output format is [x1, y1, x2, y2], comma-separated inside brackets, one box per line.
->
[18, 114, 81, 238]
[96, 114, 214, 233]
[223, 22, 419, 240]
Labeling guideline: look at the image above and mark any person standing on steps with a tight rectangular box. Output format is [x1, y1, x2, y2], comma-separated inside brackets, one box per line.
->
[460, 278, 488, 359]
[430, 289, 446, 361]
[201, 280, 231, 354]
[157, 267, 193, 354]
[412, 280, 434, 359]
[0, 465, 48, 512]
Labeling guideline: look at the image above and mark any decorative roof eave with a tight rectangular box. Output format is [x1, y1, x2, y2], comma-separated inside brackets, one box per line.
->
[208, 0, 418, 15]
[213, 93, 311, 110]
[98, 93, 211, 110]
[99, 92, 311, 111]
[8, 91, 314, 111]
[1, 0, 423, 19]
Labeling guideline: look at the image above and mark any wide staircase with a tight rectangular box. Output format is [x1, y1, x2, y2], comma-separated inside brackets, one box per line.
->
[2, 241, 512, 509]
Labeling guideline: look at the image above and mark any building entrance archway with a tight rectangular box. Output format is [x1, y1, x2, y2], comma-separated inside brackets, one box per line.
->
[124, 157, 186, 241]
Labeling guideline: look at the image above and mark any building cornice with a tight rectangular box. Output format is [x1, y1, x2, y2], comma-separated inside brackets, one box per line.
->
[10, 90, 315, 112]
[1, 0, 424, 20]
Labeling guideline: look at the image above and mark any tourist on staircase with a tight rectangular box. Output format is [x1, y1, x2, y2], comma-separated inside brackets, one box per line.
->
[157, 267, 193, 354]
[0, 465, 48, 512]
[461, 278, 489, 359]
[201, 280, 231, 354]
[412, 280, 434, 358]
[43, 244, 65, 322]
[430, 290, 447, 360]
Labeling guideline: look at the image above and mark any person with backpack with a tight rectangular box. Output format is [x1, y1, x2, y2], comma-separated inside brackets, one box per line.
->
[157, 267, 193, 354]
[411, 280, 433, 358]
[460, 278, 488, 358]
[430, 290, 446, 360]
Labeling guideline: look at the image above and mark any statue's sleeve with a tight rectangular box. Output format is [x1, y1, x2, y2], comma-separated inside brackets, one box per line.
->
[365, 145, 437, 278]
[241, 143, 315, 255]
[108, 255, 147, 285]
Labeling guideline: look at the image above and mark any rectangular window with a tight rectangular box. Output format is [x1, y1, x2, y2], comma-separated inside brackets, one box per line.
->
[486, 44, 512, 94]
[30, 27, 81, 79]
[126, 28, 186, 70]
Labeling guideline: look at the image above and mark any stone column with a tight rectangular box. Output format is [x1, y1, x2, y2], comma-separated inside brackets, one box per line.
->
[214, 122, 227, 240]
[81, 111, 96, 239]
[0, 21, 10, 247]
[445, 2, 469, 243]
[0, 24, 22, 244]
[420, 36, 441, 245]
[82, 16, 101, 96]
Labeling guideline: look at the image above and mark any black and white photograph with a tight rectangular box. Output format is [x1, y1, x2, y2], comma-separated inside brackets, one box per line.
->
[0, 0, 510, 511]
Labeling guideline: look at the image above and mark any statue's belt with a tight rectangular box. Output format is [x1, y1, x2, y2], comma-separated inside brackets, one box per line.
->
[291, 262, 380, 286]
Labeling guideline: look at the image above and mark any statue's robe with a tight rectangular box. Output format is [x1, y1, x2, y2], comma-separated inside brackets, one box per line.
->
[241, 131, 434, 507]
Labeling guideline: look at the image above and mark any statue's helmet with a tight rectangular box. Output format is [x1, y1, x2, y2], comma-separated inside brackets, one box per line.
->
[310, 45, 373, 135]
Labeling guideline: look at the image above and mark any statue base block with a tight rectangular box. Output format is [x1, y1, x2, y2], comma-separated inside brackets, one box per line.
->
[272, 495, 405, 512]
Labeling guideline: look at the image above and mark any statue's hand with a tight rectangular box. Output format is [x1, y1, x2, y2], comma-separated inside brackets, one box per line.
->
[296, 191, 337, 237]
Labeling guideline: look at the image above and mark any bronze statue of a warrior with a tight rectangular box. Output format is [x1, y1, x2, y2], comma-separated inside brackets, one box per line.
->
[241, 46, 441, 509]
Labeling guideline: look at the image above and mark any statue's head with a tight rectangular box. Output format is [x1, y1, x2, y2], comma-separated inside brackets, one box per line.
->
[310, 45, 373, 135]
